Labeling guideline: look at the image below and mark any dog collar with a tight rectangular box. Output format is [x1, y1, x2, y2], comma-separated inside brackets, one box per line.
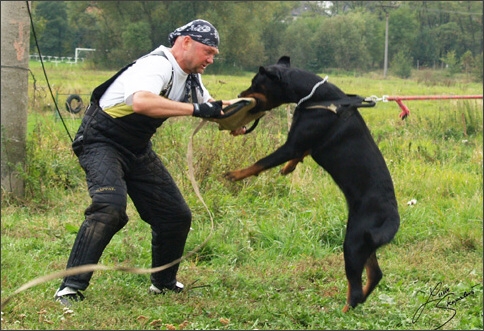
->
[297, 76, 329, 106]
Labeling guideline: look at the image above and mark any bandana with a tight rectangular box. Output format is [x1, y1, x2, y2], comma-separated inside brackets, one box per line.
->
[168, 19, 219, 48]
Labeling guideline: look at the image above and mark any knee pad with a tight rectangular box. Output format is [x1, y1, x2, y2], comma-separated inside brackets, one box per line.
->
[85, 202, 128, 231]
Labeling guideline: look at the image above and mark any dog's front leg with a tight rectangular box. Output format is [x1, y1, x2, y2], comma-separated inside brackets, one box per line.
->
[224, 144, 302, 181]
[280, 150, 311, 175]
[224, 164, 266, 181]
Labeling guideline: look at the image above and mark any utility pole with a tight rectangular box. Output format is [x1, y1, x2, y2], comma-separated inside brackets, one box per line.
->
[1, 1, 31, 198]
[379, 2, 400, 78]
[383, 11, 389, 78]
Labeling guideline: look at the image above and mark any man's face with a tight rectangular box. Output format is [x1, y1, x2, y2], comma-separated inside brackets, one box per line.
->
[186, 37, 219, 74]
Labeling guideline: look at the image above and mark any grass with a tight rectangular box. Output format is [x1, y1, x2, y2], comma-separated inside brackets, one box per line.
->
[1, 61, 482, 330]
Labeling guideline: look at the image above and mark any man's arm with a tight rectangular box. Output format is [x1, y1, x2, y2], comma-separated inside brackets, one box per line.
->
[133, 91, 246, 135]
[132, 91, 195, 118]
[132, 91, 231, 118]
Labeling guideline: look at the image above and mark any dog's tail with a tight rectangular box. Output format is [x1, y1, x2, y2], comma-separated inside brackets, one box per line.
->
[364, 217, 400, 249]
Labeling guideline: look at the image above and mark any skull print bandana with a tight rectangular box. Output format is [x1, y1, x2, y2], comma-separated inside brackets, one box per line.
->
[168, 19, 219, 48]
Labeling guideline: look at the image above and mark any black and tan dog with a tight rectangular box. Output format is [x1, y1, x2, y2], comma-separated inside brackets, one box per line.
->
[224, 56, 400, 312]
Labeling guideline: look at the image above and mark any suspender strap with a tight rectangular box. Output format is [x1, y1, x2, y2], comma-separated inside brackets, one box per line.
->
[190, 82, 198, 103]
[90, 61, 135, 103]
[90, 52, 174, 104]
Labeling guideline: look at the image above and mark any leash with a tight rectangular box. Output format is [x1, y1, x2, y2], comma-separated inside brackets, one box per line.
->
[1, 120, 215, 310]
[363, 94, 483, 120]
[186, 119, 213, 217]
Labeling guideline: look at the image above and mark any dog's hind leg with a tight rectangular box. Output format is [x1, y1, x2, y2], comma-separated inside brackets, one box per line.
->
[342, 259, 364, 311]
[342, 238, 375, 312]
[342, 250, 383, 312]
[362, 252, 383, 300]
[280, 150, 311, 175]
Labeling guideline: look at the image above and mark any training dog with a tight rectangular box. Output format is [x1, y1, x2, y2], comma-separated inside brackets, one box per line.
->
[224, 56, 400, 312]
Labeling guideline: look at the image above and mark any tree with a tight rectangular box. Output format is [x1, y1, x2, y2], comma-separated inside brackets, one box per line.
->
[262, 20, 290, 65]
[409, 1, 483, 65]
[32, 1, 69, 56]
[195, 1, 296, 72]
[472, 53, 483, 82]
[460, 50, 474, 77]
[436, 22, 461, 61]
[65, 2, 100, 51]
[27, 1, 483, 73]
[412, 26, 439, 68]
[1, 1, 31, 198]
[279, 16, 323, 71]
[260, 2, 295, 65]
[391, 48, 413, 78]
[441, 50, 460, 76]
[121, 22, 153, 60]
[315, 10, 374, 72]
[387, 6, 418, 68]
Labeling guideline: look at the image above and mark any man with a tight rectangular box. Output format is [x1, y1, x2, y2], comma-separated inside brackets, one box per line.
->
[54, 19, 243, 306]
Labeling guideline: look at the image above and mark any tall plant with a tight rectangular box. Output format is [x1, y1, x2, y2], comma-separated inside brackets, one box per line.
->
[391, 48, 413, 78]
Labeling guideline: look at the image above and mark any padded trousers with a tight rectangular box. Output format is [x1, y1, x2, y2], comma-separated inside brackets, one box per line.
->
[60, 141, 192, 291]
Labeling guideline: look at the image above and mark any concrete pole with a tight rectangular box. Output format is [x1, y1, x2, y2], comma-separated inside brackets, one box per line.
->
[383, 12, 389, 78]
[1, 1, 31, 198]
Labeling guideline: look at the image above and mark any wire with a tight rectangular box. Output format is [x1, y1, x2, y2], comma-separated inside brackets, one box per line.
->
[26, 1, 73, 143]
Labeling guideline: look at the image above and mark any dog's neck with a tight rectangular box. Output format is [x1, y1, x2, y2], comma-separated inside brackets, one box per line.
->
[296, 76, 329, 106]
[286, 70, 347, 104]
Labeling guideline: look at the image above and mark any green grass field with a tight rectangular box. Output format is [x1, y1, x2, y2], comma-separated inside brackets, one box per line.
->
[1, 61, 482, 330]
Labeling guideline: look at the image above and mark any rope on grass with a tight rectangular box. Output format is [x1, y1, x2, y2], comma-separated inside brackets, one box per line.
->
[1, 119, 214, 310]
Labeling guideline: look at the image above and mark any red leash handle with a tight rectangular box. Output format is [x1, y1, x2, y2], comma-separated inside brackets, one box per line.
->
[382, 95, 483, 120]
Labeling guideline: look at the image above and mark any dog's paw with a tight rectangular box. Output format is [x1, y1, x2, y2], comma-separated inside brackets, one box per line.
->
[223, 171, 241, 182]
[280, 165, 296, 175]
[224, 165, 262, 181]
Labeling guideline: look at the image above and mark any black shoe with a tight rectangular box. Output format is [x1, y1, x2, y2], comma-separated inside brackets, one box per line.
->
[149, 281, 184, 294]
[54, 287, 85, 307]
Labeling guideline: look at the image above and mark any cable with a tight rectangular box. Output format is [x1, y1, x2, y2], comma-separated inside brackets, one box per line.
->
[26, 1, 73, 142]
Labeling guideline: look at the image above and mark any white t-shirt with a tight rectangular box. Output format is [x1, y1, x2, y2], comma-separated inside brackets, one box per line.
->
[99, 45, 212, 109]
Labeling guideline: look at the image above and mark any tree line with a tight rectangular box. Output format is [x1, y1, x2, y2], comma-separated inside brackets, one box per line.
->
[30, 1, 482, 77]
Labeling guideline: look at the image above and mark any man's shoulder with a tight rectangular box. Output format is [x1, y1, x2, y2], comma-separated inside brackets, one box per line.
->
[133, 53, 171, 73]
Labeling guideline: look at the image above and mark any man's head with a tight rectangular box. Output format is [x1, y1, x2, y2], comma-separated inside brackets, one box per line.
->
[169, 19, 220, 74]
[169, 19, 219, 49]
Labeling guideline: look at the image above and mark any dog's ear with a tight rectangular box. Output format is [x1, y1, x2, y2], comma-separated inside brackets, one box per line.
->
[277, 56, 290, 67]
[259, 66, 282, 81]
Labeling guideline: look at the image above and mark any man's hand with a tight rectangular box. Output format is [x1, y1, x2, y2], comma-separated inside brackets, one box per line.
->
[193, 101, 223, 118]
[230, 126, 247, 136]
